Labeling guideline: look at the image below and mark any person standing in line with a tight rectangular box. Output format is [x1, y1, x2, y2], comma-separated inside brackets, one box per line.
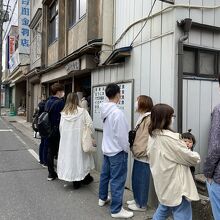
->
[57, 93, 95, 189]
[147, 104, 200, 220]
[98, 83, 133, 219]
[46, 83, 65, 181]
[38, 95, 48, 167]
[204, 74, 220, 220]
[127, 95, 153, 212]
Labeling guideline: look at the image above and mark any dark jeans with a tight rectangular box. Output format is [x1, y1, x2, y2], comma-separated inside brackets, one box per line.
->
[39, 137, 48, 165]
[47, 130, 60, 176]
[132, 159, 150, 208]
[99, 151, 128, 214]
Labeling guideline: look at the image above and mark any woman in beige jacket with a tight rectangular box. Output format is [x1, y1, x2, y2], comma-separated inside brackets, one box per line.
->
[147, 104, 200, 220]
[127, 95, 153, 212]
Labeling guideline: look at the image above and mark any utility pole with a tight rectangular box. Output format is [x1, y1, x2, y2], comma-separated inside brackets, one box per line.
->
[0, 0, 3, 114]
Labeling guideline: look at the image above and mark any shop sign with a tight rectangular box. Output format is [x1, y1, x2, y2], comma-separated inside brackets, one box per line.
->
[18, 0, 30, 54]
[9, 36, 16, 58]
[65, 59, 80, 73]
[92, 82, 133, 130]
[9, 49, 20, 73]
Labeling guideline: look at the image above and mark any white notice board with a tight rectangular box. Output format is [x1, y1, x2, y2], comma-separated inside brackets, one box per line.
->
[92, 81, 133, 130]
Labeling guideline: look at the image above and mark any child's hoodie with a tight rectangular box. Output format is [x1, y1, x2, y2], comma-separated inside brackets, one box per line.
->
[100, 102, 129, 156]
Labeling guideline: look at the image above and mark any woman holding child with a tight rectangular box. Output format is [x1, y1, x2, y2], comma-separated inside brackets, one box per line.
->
[147, 104, 200, 220]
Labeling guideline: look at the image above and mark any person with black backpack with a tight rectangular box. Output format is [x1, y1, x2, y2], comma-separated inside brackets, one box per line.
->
[42, 83, 65, 181]
[36, 96, 47, 167]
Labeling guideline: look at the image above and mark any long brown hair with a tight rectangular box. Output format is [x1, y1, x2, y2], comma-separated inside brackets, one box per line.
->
[149, 104, 174, 136]
[62, 93, 79, 114]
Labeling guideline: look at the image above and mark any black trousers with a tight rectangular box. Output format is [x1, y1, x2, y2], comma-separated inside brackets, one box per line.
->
[47, 130, 60, 176]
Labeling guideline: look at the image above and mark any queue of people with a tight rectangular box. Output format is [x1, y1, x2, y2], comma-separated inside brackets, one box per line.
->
[33, 78, 220, 219]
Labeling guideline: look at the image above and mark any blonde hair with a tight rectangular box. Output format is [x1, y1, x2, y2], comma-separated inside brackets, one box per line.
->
[62, 93, 79, 114]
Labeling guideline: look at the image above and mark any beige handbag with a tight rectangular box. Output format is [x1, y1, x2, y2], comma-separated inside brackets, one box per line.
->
[82, 125, 97, 153]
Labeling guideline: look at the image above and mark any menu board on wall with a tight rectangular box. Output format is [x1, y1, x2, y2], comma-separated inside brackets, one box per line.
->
[92, 81, 133, 130]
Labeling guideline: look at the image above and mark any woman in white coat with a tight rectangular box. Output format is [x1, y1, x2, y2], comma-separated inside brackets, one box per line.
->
[57, 92, 95, 189]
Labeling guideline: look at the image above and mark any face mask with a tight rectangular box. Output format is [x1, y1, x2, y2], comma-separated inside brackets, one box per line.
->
[135, 101, 139, 111]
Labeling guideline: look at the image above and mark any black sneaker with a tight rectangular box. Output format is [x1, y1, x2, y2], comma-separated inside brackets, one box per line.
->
[82, 173, 94, 185]
[73, 181, 81, 189]
[47, 173, 58, 181]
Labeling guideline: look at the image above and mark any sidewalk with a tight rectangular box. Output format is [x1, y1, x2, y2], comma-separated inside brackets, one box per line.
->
[1, 111, 156, 220]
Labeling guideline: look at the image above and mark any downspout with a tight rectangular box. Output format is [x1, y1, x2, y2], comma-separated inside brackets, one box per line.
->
[177, 18, 192, 133]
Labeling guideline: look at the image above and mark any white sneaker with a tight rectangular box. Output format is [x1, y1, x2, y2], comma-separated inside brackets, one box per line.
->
[128, 203, 146, 212]
[98, 196, 111, 207]
[111, 208, 134, 218]
[126, 200, 135, 205]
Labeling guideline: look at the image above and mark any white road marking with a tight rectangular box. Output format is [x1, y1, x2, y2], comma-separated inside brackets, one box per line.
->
[13, 132, 28, 147]
[28, 149, 39, 161]
[11, 129, 40, 162]
[0, 129, 13, 132]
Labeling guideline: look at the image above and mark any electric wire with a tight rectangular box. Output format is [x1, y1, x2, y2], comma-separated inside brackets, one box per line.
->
[129, 0, 157, 46]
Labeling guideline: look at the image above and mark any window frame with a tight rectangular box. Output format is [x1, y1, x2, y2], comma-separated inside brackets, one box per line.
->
[48, 0, 58, 45]
[69, 0, 87, 28]
[183, 45, 219, 78]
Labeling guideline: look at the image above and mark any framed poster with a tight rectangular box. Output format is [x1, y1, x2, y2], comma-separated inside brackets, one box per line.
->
[92, 81, 134, 130]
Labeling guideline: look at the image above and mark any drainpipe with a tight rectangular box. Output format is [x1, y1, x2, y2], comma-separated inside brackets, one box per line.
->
[177, 18, 192, 133]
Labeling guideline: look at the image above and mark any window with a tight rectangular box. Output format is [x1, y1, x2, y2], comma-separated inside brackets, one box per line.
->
[183, 46, 219, 78]
[183, 50, 196, 74]
[49, 1, 58, 44]
[69, 0, 87, 27]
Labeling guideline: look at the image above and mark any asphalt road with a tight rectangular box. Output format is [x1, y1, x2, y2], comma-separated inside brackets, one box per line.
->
[0, 118, 115, 220]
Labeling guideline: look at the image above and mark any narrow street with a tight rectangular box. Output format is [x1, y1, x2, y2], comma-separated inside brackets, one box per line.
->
[0, 117, 149, 220]
[0, 117, 114, 220]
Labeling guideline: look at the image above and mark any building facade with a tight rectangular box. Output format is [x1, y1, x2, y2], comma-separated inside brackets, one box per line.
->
[26, 0, 43, 122]
[7, 0, 220, 204]
[91, 0, 220, 190]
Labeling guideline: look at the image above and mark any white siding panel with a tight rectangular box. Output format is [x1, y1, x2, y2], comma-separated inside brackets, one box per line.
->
[93, 70, 99, 85]
[140, 42, 151, 95]
[211, 82, 220, 111]
[98, 69, 105, 84]
[189, 29, 201, 45]
[150, 39, 161, 104]
[199, 81, 212, 170]
[128, 0, 135, 45]
[104, 68, 111, 83]
[160, 35, 174, 106]
[124, 57, 133, 79]
[203, 0, 215, 25]
[189, 0, 203, 23]
[162, 11, 174, 34]
[214, 33, 220, 49]
[110, 66, 118, 82]
[132, 46, 142, 97]
[215, 0, 220, 26]
[141, 21, 151, 43]
[133, 0, 143, 45]
[201, 31, 213, 48]
[182, 80, 188, 133]
[117, 63, 125, 81]
[151, 16, 162, 38]
[186, 80, 200, 157]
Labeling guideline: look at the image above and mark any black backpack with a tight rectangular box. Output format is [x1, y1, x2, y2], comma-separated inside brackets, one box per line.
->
[32, 110, 39, 132]
[38, 100, 59, 138]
